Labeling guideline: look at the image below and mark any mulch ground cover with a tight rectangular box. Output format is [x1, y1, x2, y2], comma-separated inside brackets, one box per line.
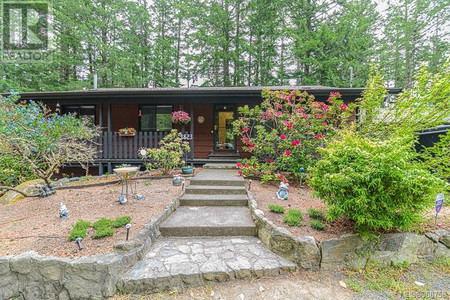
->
[0, 177, 185, 258]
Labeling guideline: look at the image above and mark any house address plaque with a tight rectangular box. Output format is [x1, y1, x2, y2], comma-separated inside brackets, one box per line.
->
[182, 133, 193, 140]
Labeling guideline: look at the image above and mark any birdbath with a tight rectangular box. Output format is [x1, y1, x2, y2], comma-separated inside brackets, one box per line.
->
[113, 167, 139, 201]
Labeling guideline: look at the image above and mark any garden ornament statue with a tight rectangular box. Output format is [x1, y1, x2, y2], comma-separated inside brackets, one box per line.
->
[173, 175, 183, 186]
[136, 194, 145, 200]
[276, 182, 289, 200]
[59, 202, 69, 219]
[118, 194, 128, 204]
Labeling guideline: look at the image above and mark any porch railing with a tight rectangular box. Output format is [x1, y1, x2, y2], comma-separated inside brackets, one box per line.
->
[98, 131, 169, 160]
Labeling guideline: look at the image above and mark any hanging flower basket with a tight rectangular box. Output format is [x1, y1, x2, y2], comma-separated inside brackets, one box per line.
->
[118, 127, 136, 136]
[172, 110, 191, 125]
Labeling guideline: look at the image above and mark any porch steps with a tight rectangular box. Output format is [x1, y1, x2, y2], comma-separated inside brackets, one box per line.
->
[189, 169, 244, 186]
[203, 163, 237, 169]
[159, 206, 256, 236]
[208, 153, 240, 161]
[185, 185, 247, 195]
[179, 194, 248, 206]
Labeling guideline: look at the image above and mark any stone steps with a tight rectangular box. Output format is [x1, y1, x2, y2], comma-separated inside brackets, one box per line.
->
[203, 163, 237, 169]
[118, 237, 296, 295]
[189, 168, 243, 187]
[180, 194, 248, 207]
[160, 207, 256, 237]
[185, 185, 247, 195]
[189, 179, 244, 186]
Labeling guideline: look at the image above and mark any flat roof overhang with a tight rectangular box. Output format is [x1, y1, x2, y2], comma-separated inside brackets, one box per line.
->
[8, 87, 403, 105]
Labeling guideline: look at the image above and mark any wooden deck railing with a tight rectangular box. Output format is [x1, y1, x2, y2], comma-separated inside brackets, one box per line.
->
[98, 131, 169, 160]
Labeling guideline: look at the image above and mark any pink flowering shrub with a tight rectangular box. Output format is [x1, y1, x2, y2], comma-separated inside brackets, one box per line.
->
[233, 89, 354, 182]
[172, 110, 191, 124]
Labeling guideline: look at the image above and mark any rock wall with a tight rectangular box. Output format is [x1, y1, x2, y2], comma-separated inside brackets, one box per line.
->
[247, 191, 450, 271]
[0, 196, 180, 300]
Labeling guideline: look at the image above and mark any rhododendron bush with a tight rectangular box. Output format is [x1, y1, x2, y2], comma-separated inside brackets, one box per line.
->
[233, 89, 354, 182]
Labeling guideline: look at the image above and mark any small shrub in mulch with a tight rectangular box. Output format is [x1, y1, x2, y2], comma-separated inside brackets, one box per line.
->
[268, 204, 285, 214]
[93, 218, 114, 239]
[93, 226, 114, 239]
[308, 208, 325, 220]
[309, 219, 326, 231]
[68, 216, 131, 240]
[112, 216, 131, 228]
[68, 219, 91, 241]
[283, 209, 303, 226]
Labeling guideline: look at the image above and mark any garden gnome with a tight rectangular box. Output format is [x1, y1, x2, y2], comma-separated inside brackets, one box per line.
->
[276, 182, 289, 200]
[172, 175, 183, 186]
[119, 194, 127, 204]
[59, 202, 69, 219]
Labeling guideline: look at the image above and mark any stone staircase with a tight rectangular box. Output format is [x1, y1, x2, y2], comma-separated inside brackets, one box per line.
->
[118, 165, 296, 294]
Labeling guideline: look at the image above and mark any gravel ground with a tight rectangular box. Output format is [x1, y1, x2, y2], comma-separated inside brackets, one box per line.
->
[111, 263, 450, 300]
[0, 178, 184, 258]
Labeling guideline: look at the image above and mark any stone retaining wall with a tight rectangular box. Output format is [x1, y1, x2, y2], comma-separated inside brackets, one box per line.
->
[247, 191, 450, 270]
[0, 196, 180, 300]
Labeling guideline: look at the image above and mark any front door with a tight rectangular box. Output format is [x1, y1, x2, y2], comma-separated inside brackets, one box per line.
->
[214, 104, 236, 151]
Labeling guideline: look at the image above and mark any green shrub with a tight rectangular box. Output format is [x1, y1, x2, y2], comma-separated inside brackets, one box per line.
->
[309, 219, 325, 230]
[93, 226, 114, 239]
[112, 216, 131, 228]
[309, 131, 444, 235]
[420, 132, 450, 192]
[93, 218, 112, 229]
[0, 152, 36, 187]
[283, 209, 303, 226]
[287, 209, 302, 218]
[140, 130, 190, 175]
[307, 208, 324, 220]
[268, 204, 285, 214]
[68, 219, 91, 241]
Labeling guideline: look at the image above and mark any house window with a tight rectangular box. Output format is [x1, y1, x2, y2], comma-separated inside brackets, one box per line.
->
[140, 105, 172, 132]
[63, 105, 96, 124]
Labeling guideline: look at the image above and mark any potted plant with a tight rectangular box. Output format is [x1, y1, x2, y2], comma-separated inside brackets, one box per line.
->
[118, 127, 136, 137]
[172, 110, 191, 125]
[181, 165, 194, 174]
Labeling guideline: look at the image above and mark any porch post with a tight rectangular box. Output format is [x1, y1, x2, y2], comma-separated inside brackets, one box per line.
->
[190, 104, 194, 165]
[98, 104, 103, 175]
[107, 104, 112, 174]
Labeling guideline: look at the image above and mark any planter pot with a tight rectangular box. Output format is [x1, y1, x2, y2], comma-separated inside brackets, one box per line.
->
[181, 166, 194, 174]
[119, 133, 136, 137]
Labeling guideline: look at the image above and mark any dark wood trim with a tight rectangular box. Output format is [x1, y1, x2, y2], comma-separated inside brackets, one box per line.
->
[190, 104, 194, 161]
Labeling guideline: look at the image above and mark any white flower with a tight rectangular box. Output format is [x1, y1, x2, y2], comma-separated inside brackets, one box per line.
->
[139, 148, 147, 156]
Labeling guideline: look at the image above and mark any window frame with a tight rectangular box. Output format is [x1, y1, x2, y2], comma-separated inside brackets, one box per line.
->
[138, 104, 173, 132]
[62, 105, 96, 124]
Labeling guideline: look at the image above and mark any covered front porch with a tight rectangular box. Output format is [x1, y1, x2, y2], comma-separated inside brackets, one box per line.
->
[19, 86, 389, 175]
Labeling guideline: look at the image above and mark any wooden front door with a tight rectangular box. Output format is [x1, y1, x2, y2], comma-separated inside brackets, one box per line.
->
[214, 104, 236, 151]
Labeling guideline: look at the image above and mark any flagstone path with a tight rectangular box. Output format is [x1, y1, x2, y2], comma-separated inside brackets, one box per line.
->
[118, 165, 296, 294]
